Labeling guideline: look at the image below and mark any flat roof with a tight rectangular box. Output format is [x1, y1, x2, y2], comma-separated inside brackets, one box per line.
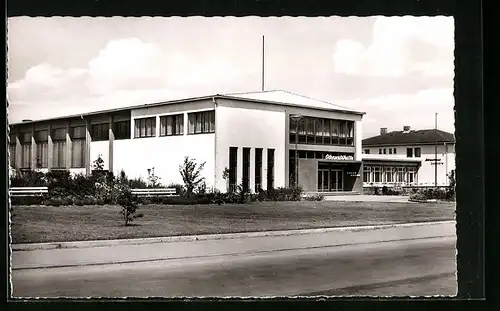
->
[10, 90, 365, 126]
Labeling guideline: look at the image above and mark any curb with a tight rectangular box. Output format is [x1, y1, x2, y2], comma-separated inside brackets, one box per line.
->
[12, 220, 455, 252]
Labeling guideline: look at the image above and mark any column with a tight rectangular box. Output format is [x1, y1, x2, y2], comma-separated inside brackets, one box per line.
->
[85, 119, 91, 175]
[249, 148, 256, 193]
[109, 115, 114, 174]
[15, 130, 21, 170]
[31, 124, 36, 169]
[47, 124, 53, 170]
[354, 120, 363, 161]
[237, 146, 243, 188]
[284, 112, 290, 188]
[184, 113, 189, 135]
[261, 148, 268, 191]
[65, 121, 72, 169]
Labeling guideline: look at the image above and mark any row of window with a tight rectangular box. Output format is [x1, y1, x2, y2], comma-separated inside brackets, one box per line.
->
[229, 147, 274, 193]
[364, 147, 422, 158]
[363, 166, 418, 184]
[289, 116, 355, 146]
[9, 127, 86, 169]
[134, 111, 215, 138]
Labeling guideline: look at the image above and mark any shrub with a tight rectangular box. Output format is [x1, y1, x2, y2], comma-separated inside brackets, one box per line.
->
[46, 170, 72, 191]
[167, 183, 185, 196]
[60, 196, 74, 206]
[128, 177, 148, 189]
[10, 170, 47, 187]
[74, 198, 85, 206]
[304, 194, 325, 201]
[10, 196, 44, 206]
[116, 184, 142, 226]
[266, 186, 303, 202]
[161, 196, 197, 205]
[47, 197, 63, 207]
[409, 187, 453, 202]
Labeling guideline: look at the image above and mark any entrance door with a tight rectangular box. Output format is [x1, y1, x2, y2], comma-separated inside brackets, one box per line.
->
[330, 169, 343, 191]
[318, 169, 329, 192]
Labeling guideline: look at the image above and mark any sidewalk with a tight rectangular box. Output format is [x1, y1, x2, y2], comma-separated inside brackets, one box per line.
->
[324, 195, 411, 203]
[11, 221, 456, 270]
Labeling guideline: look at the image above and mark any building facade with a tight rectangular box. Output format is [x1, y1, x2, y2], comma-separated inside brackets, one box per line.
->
[361, 126, 456, 187]
[8, 90, 365, 193]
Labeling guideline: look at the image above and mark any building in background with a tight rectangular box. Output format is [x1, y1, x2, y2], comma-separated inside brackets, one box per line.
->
[361, 126, 455, 187]
[8, 90, 365, 194]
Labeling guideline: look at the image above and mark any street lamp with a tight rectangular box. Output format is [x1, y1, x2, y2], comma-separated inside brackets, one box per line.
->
[290, 114, 303, 187]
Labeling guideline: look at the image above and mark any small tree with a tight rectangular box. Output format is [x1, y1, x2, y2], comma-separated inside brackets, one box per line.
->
[116, 184, 143, 226]
[179, 156, 206, 196]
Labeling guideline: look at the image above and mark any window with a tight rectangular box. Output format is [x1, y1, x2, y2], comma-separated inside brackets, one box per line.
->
[373, 167, 382, 183]
[71, 126, 86, 168]
[91, 123, 109, 141]
[9, 133, 16, 168]
[114, 120, 130, 140]
[363, 166, 372, 183]
[267, 149, 275, 190]
[255, 148, 263, 191]
[346, 122, 354, 146]
[242, 148, 250, 192]
[290, 117, 355, 146]
[35, 130, 49, 168]
[134, 117, 156, 138]
[406, 148, 413, 158]
[364, 149, 370, 154]
[20, 132, 32, 168]
[315, 119, 323, 144]
[396, 167, 406, 183]
[160, 114, 184, 136]
[414, 147, 421, 158]
[408, 168, 416, 183]
[188, 110, 215, 134]
[385, 167, 394, 183]
[306, 118, 315, 143]
[229, 147, 238, 192]
[52, 128, 67, 168]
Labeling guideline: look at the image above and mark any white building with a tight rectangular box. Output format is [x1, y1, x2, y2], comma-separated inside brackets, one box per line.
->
[362, 126, 456, 187]
[8, 90, 366, 193]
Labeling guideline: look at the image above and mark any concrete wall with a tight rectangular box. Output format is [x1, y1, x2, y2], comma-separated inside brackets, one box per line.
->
[214, 98, 287, 192]
[90, 141, 109, 171]
[110, 100, 217, 187]
[298, 159, 317, 192]
[113, 134, 215, 188]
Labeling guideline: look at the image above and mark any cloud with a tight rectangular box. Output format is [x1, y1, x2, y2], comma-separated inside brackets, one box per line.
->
[7, 37, 237, 121]
[332, 16, 454, 78]
[339, 87, 455, 138]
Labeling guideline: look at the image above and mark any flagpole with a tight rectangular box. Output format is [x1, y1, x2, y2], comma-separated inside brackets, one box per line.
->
[434, 113, 438, 188]
[262, 35, 265, 91]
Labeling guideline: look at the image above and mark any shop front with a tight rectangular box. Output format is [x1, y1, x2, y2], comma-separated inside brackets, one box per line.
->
[291, 152, 362, 193]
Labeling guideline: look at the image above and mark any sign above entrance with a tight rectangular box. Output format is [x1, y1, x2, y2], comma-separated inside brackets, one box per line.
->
[325, 154, 354, 161]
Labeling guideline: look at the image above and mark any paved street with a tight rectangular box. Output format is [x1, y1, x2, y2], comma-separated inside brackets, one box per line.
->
[12, 236, 457, 297]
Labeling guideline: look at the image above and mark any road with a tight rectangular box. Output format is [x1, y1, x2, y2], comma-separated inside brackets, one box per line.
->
[12, 236, 457, 297]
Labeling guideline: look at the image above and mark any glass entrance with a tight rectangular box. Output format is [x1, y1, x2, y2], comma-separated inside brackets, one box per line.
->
[331, 169, 343, 192]
[318, 168, 344, 192]
[318, 169, 330, 192]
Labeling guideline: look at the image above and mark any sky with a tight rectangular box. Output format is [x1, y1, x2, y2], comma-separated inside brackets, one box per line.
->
[7, 16, 455, 138]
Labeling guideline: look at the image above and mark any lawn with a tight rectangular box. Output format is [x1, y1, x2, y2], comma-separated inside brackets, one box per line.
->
[10, 201, 456, 244]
